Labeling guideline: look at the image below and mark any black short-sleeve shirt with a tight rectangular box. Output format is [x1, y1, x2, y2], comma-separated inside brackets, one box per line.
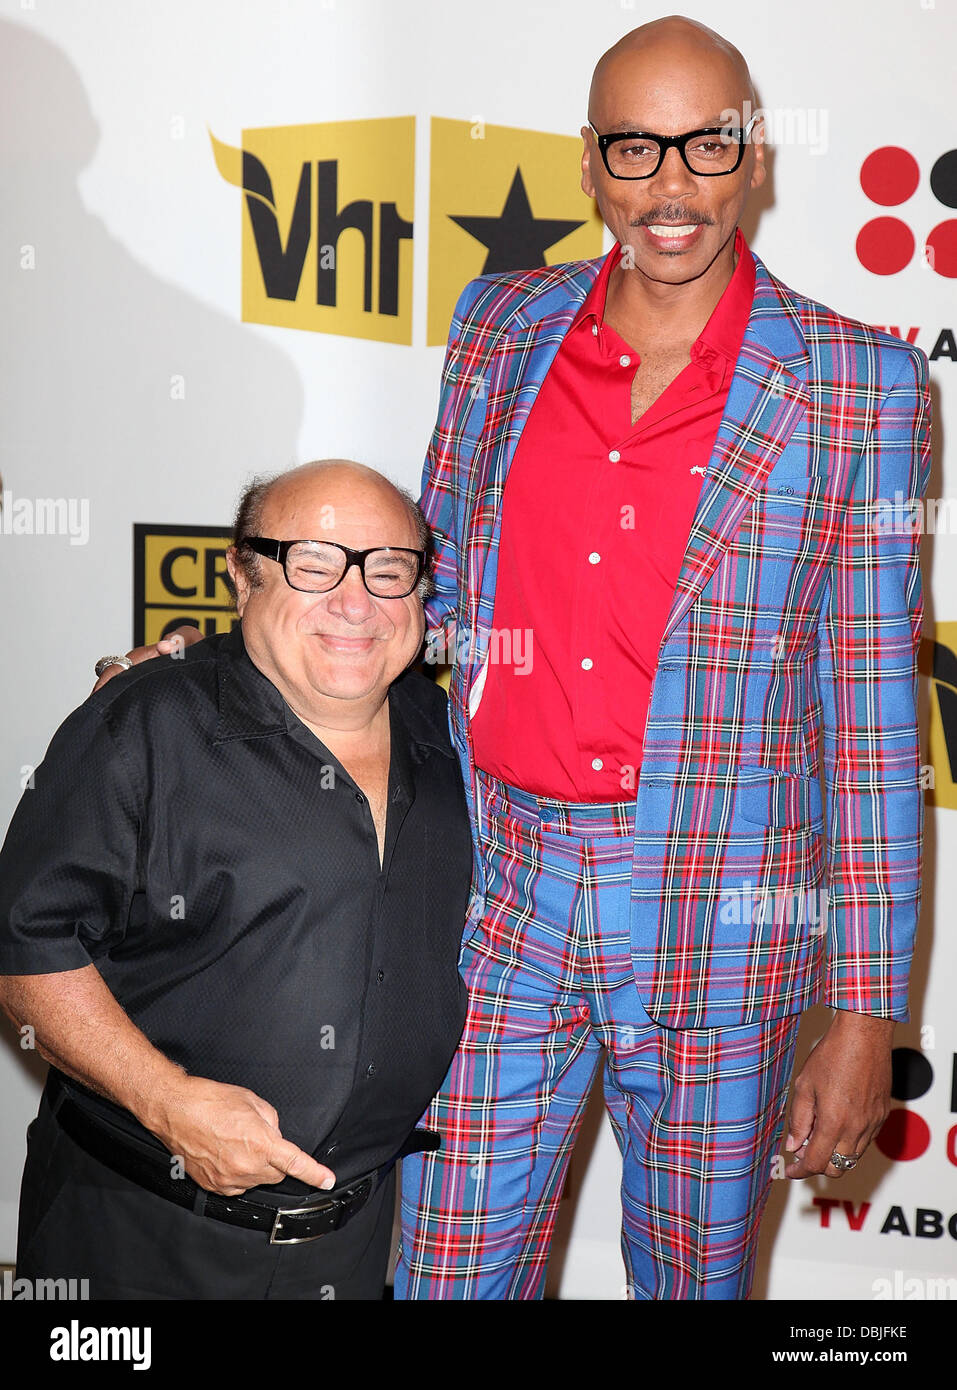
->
[0, 627, 472, 1191]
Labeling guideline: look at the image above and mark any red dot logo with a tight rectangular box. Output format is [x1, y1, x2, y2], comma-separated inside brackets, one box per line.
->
[878, 1047, 935, 1162]
[926, 219, 957, 277]
[860, 147, 920, 205]
[875, 1107, 931, 1161]
[856, 217, 915, 275]
[856, 146, 957, 277]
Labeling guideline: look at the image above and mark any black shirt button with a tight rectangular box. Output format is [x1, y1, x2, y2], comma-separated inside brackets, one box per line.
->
[326, 1142, 339, 1156]
[376, 970, 385, 983]
[355, 792, 365, 803]
[366, 1063, 376, 1077]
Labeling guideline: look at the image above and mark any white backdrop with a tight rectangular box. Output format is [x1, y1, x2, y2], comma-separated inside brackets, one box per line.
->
[1, 0, 955, 1300]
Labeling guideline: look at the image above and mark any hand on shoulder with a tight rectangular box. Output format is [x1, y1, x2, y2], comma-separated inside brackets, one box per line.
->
[92, 625, 206, 692]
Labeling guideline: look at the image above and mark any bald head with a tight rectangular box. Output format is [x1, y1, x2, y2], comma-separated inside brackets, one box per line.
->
[588, 16, 755, 129]
[232, 459, 430, 593]
[227, 458, 430, 724]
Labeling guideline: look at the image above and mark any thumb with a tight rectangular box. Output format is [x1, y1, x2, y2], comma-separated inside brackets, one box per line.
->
[272, 1137, 336, 1191]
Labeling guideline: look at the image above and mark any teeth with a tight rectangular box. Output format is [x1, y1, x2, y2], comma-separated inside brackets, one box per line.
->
[648, 224, 697, 236]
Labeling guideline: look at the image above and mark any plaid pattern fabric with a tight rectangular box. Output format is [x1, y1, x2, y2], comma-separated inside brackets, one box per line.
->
[421, 248, 932, 1027]
[394, 773, 803, 1299]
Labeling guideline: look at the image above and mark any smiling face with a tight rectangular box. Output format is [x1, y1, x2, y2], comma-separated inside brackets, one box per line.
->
[227, 462, 426, 730]
[581, 22, 764, 289]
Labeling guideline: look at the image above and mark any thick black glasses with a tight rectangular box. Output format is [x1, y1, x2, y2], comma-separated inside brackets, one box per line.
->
[242, 537, 426, 598]
[589, 115, 759, 179]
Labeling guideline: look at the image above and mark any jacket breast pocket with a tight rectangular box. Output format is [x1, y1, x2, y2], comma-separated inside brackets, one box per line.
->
[759, 462, 827, 605]
[762, 454, 827, 524]
[736, 766, 823, 832]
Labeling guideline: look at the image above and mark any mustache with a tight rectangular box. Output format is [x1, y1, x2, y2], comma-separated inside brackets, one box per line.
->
[632, 210, 713, 226]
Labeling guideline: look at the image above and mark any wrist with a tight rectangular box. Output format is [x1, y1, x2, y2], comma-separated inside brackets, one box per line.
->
[126, 1058, 190, 1137]
[830, 1008, 896, 1039]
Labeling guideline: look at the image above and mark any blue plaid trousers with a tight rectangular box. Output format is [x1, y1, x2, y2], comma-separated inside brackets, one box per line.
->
[394, 772, 803, 1299]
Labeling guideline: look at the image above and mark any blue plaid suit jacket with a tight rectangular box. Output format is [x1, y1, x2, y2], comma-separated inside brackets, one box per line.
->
[420, 243, 932, 1027]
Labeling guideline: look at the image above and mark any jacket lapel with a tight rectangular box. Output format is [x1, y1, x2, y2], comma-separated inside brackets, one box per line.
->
[460, 263, 602, 623]
[660, 258, 812, 643]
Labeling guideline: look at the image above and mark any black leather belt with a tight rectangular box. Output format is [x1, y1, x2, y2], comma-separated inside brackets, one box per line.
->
[46, 1071, 440, 1244]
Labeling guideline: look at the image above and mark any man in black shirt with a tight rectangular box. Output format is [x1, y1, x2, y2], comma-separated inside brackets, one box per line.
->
[0, 460, 472, 1300]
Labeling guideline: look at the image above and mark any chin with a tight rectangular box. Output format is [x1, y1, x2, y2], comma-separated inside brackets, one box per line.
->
[306, 660, 382, 698]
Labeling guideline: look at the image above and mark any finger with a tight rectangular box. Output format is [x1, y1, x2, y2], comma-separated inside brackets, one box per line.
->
[243, 1091, 281, 1129]
[800, 1118, 849, 1176]
[824, 1135, 863, 1179]
[784, 1115, 832, 1179]
[92, 657, 139, 692]
[187, 1166, 256, 1197]
[782, 1134, 811, 1178]
[162, 625, 203, 652]
[785, 1087, 815, 1153]
[156, 627, 198, 657]
[192, 1157, 288, 1193]
[271, 1138, 336, 1190]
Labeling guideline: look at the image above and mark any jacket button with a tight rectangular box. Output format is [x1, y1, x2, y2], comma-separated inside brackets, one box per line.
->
[366, 1063, 376, 1077]
[355, 791, 365, 803]
[376, 970, 385, 983]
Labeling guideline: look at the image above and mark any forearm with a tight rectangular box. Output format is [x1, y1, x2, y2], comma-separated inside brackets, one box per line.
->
[0, 966, 335, 1194]
[0, 964, 185, 1131]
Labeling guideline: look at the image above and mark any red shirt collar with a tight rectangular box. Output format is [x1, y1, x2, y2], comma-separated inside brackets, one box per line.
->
[575, 226, 755, 364]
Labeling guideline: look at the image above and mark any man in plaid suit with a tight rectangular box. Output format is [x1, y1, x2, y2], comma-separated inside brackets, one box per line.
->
[395, 17, 931, 1299]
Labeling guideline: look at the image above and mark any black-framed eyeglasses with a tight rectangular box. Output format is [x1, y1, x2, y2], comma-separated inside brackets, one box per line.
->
[589, 114, 759, 179]
[242, 537, 426, 598]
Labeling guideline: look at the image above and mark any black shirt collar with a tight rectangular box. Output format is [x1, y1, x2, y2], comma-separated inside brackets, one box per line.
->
[213, 623, 452, 759]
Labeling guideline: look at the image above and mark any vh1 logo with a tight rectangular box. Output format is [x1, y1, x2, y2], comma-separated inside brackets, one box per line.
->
[210, 118, 602, 347]
[211, 120, 415, 344]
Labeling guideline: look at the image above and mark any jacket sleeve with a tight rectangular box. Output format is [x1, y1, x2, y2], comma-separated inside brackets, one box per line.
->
[816, 343, 932, 1019]
[419, 279, 485, 651]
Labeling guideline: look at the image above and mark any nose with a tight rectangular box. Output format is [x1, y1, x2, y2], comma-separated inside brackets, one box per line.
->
[326, 562, 377, 622]
[646, 144, 698, 199]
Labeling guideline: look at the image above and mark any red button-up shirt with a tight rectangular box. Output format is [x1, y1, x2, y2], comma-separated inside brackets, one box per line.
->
[470, 227, 756, 801]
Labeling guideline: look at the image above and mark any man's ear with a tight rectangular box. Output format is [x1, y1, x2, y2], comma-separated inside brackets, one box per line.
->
[226, 546, 250, 616]
[581, 126, 597, 198]
[749, 117, 767, 191]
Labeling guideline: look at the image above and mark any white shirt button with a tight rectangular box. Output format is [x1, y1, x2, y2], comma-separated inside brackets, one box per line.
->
[581, 657, 593, 671]
[619, 354, 631, 367]
[591, 758, 604, 771]
[608, 450, 621, 463]
[588, 551, 601, 564]
[591, 323, 598, 336]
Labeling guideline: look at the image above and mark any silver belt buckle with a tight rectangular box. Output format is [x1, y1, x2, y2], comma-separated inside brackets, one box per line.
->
[269, 1196, 338, 1245]
[268, 1173, 374, 1244]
